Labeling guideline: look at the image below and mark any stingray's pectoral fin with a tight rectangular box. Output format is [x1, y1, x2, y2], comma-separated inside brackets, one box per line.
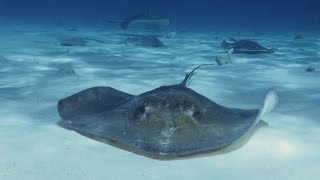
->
[223, 90, 278, 153]
[254, 89, 279, 126]
[226, 49, 234, 58]
[58, 86, 134, 119]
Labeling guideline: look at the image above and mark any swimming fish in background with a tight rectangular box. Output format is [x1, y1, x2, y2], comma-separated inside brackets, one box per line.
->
[106, 12, 170, 30]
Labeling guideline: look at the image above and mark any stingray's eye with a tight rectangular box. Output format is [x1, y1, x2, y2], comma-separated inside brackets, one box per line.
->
[134, 103, 146, 117]
[192, 109, 201, 119]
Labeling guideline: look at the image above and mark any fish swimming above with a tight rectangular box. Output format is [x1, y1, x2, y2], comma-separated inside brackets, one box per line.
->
[106, 12, 170, 30]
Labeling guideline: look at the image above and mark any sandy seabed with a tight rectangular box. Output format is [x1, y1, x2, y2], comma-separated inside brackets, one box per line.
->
[0, 24, 319, 180]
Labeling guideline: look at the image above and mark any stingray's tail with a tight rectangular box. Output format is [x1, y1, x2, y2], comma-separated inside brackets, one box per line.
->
[180, 64, 215, 87]
[226, 49, 233, 60]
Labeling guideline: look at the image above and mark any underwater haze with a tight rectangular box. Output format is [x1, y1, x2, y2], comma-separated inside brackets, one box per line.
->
[1, 0, 320, 28]
[0, 0, 320, 180]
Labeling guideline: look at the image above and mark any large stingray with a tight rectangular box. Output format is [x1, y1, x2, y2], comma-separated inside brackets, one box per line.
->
[57, 65, 278, 158]
[221, 37, 274, 54]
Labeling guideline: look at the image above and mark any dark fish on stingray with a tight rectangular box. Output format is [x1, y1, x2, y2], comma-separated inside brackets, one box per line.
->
[57, 65, 278, 158]
[221, 37, 274, 54]
[106, 12, 170, 30]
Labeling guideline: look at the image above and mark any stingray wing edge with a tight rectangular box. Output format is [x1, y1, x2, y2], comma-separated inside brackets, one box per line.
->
[253, 89, 279, 127]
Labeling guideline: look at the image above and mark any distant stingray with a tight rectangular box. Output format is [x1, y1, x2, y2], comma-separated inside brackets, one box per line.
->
[57, 65, 278, 159]
[59, 37, 87, 46]
[221, 37, 274, 54]
[106, 13, 170, 30]
[58, 36, 109, 46]
[123, 35, 164, 47]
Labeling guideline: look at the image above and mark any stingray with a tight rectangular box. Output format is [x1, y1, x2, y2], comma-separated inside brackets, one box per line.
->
[59, 37, 88, 46]
[123, 35, 164, 47]
[58, 36, 109, 46]
[57, 65, 278, 158]
[221, 37, 274, 54]
[106, 12, 170, 30]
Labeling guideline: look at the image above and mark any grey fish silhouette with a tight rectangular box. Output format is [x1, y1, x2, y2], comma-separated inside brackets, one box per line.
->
[106, 13, 170, 30]
[57, 65, 278, 158]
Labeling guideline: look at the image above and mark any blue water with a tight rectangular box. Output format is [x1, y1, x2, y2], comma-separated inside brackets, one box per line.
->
[0, 1, 319, 180]
[1, 0, 319, 29]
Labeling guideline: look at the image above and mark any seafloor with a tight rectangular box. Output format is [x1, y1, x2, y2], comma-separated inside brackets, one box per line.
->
[0, 24, 319, 179]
